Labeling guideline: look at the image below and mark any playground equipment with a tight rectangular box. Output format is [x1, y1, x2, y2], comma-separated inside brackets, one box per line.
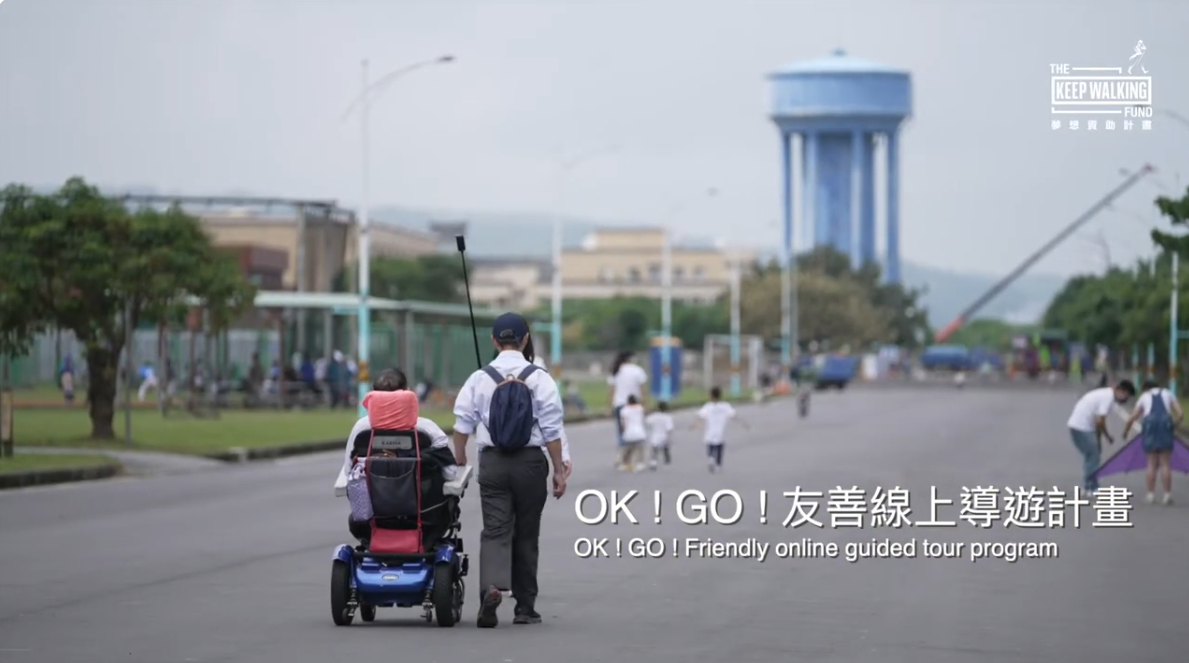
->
[702, 334, 764, 394]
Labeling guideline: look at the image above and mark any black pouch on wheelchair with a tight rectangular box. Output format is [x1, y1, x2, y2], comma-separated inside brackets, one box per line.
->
[368, 458, 418, 520]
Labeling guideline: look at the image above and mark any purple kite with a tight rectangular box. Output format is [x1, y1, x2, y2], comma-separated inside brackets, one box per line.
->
[1092, 435, 1189, 479]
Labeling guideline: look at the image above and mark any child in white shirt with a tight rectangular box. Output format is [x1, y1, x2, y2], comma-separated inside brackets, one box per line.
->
[619, 394, 648, 472]
[645, 401, 675, 470]
[692, 387, 748, 472]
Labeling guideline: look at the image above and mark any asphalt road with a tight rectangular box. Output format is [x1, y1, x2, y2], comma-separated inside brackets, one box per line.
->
[0, 388, 1182, 663]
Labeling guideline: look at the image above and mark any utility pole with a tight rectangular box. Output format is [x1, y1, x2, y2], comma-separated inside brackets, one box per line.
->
[729, 255, 742, 397]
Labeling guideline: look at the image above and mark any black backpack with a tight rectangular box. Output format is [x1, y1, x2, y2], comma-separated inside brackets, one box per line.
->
[482, 364, 541, 450]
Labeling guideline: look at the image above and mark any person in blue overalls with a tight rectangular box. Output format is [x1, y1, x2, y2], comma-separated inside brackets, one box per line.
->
[1122, 379, 1184, 505]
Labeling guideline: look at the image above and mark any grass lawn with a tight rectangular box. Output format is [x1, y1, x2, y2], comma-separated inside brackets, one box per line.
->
[9, 408, 456, 456]
[0, 453, 119, 475]
[8, 381, 719, 457]
[568, 381, 712, 411]
[11, 384, 70, 404]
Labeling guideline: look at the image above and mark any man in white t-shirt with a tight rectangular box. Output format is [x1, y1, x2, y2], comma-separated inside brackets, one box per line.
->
[692, 387, 749, 473]
[607, 352, 648, 459]
[1066, 379, 1136, 492]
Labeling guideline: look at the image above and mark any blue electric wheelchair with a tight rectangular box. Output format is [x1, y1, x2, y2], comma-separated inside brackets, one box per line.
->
[331, 427, 473, 627]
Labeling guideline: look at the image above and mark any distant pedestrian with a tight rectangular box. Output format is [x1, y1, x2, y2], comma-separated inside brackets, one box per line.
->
[59, 354, 76, 405]
[645, 400, 675, 469]
[1122, 379, 1183, 505]
[692, 386, 749, 473]
[608, 350, 648, 468]
[452, 313, 567, 628]
[137, 362, 159, 401]
[1066, 379, 1136, 493]
[618, 395, 647, 472]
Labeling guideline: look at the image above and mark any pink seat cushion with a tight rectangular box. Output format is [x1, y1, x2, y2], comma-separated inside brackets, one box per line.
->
[363, 390, 419, 431]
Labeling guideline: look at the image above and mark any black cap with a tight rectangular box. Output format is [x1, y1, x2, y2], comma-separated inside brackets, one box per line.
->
[492, 312, 530, 344]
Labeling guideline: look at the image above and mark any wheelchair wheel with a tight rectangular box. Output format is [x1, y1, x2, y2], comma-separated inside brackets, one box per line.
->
[331, 561, 354, 626]
[360, 604, 376, 622]
[432, 563, 459, 627]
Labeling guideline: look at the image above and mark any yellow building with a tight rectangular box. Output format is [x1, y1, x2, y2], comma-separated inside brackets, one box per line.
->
[470, 258, 550, 310]
[560, 227, 749, 304]
[466, 227, 752, 308]
[200, 210, 439, 292]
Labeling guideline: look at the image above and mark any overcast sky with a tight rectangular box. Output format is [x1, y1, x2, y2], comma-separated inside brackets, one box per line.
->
[1, 0, 1186, 276]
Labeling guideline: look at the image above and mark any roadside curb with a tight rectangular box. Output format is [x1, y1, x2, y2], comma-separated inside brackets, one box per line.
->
[201, 398, 748, 463]
[0, 461, 123, 491]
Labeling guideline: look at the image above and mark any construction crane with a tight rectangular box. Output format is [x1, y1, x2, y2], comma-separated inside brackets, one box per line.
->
[934, 164, 1155, 343]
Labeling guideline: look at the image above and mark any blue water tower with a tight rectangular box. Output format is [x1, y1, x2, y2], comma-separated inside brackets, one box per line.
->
[769, 49, 912, 283]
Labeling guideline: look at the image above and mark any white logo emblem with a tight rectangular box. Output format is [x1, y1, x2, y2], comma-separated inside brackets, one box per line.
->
[1048, 42, 1154, 131]
[1127, 40, 1148, 75]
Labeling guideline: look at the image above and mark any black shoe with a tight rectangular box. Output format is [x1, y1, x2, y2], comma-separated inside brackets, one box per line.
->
[513, 608, 542, 624]
[476, 586, 502, 628]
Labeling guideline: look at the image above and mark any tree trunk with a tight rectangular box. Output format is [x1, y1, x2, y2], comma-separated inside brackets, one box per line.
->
[85, 345, 119, 439]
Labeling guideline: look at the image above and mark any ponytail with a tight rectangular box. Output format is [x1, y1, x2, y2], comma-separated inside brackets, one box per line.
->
[611, 351, 632, 377]
[522, 334, 535, 365]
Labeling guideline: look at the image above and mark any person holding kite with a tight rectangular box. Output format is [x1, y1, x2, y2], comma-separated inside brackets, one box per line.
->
[1066, 379, 1136, 493]
[1121, 380, 1184, 505]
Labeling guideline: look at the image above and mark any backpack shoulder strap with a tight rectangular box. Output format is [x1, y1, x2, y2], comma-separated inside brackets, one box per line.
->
[517, 364, 541, 381]
[482, 365, 505, 384]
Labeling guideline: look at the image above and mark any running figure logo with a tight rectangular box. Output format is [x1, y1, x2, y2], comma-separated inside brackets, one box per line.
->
[1128, 40, 1148, 75]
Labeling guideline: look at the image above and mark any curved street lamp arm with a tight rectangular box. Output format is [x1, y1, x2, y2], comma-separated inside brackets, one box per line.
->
[340, 56, 454, 123]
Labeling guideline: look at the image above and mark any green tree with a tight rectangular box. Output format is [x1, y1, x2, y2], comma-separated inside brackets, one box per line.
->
[751, 247, 931, 349]
[1042, 256, 1182, 364]
[1151, 185, 1189, 255]
[336, 255, 466, 303]
[740, 269, 892, 348]
[0, 178, 255, 439]
[948, 318, 1033, 349]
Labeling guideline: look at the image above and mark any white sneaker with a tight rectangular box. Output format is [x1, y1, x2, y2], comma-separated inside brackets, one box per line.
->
[1162, 493, 1174, 506]
[707, 458, 716, 472]
[1145, 492, 1156, 504]
[648, 460, 658, 471]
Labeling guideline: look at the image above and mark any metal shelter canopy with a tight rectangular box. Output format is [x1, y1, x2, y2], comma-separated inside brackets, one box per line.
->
[247, 291, 504, 319]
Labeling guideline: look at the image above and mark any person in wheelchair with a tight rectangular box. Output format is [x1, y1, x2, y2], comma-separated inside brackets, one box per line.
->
[334, 368, 458, 544]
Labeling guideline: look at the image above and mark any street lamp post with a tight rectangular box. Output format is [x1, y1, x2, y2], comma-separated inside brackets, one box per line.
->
[660, 188, 717, 403]
[1171, 252, 1180, 394]
[729, 254, 742, 397]
[343, 55, 454, 416]
[551, 146, 616, 374]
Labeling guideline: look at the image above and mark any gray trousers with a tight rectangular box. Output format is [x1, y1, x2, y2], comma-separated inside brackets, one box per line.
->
[478, 447, 550, 608]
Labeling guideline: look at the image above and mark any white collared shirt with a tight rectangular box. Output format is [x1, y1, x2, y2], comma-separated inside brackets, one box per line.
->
[531, 356, 571, 463]
[454, 350, 566, 451]
[333, 415, 454, 496]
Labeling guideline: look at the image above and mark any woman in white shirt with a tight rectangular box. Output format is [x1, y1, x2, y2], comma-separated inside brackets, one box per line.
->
[607, 351, 648, 467]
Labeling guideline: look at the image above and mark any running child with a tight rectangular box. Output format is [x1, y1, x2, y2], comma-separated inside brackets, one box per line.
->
[645, 401, 675, 470]
[619, 394, 648, 472]
[691, 387, 748, 472]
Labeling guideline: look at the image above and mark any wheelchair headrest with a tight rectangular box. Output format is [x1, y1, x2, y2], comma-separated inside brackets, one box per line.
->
[353, 428, 435, 458]
[369, 430, 418, 453]
[363, 390, 419, 430]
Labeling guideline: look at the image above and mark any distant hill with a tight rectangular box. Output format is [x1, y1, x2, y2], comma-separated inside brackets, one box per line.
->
[62, 183, 1068, 327]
